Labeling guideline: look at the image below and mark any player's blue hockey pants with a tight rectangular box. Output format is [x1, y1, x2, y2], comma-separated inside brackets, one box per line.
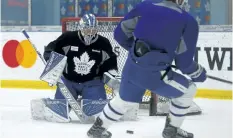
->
[119, 43, 190, 103]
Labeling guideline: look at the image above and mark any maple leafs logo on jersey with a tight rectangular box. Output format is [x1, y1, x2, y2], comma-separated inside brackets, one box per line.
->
[73, 52, 95, 75]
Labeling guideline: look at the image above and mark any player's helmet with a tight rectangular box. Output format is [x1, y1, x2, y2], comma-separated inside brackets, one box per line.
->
[79, 13, 98, 45]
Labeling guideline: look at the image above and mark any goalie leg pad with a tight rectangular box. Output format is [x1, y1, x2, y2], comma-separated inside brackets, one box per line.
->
[81, 99, 109, 116]
[30, 98, 70, 123]
[40, 51, 67, 86]
[81, 98, 138, 121]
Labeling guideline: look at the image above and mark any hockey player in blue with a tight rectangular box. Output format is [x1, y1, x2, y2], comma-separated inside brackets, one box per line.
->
[87, 0, 207, 138]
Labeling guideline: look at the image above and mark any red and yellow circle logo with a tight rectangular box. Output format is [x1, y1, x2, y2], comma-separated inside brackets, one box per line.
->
[2, 40, 37, 68]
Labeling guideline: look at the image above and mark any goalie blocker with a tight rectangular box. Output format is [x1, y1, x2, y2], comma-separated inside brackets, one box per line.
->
[40, 51, 67, 86]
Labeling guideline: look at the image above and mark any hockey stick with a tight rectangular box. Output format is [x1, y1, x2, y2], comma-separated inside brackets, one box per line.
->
[207, 75, 232, 84]
[21, 30, 94, 123]
[172, 65, 232, 85]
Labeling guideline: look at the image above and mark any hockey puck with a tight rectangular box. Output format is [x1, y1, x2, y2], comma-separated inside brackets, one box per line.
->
[126, 130, 134, 134]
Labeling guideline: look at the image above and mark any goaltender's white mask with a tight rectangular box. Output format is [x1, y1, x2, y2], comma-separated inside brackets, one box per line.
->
[79, 14, 98, 45]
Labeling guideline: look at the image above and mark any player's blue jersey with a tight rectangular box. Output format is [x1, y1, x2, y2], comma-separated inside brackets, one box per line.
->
[114, 0, 199, 73]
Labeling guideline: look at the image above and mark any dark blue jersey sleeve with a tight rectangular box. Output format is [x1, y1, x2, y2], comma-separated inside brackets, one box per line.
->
[113, 2, 145, 51]
[43, 32, 70, 61]
[175, 16, 199, 74]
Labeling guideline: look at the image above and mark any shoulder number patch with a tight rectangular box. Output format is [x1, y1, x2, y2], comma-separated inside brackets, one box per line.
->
[71, 46, 79, 51]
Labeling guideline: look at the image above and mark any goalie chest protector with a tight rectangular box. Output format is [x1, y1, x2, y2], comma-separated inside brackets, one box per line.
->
[55, 31, 114, 83]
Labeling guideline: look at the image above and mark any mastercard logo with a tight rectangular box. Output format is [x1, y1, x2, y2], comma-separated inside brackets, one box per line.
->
[2, 40, 37, 68]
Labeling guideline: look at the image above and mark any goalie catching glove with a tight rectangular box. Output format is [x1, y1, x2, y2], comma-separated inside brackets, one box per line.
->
[103, 70, 121, 91]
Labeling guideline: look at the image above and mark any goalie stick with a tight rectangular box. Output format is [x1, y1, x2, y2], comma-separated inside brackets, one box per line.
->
[21, 29, 94, 124]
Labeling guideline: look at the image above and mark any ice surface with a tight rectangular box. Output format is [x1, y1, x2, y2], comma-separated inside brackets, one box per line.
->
[0, 88, 232, 138]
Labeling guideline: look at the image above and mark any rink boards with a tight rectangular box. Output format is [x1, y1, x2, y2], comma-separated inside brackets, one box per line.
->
[0, 26, 232, 99]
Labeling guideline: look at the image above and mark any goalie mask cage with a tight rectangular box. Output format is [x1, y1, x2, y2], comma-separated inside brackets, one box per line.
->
[61, 17, 202, 116]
